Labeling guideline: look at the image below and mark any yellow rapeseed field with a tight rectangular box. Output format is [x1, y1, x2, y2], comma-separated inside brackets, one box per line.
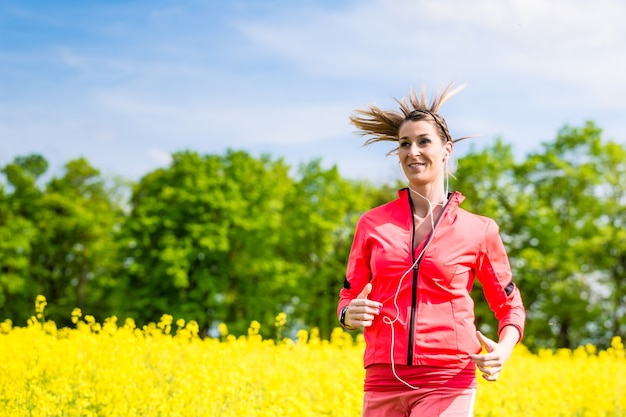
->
[0, 296, 624, 417]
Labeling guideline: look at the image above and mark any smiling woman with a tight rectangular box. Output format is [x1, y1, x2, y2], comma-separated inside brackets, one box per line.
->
[338, 83, 526, 417]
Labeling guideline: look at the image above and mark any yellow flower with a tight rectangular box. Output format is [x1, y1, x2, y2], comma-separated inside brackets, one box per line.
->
[158, 314, 173, 334]
[297, 329, 309, 344]
[71, 308, 82, 324]
[35, 295, 47, 316]
[249, 320, 261, 333]
[274, 312, 287, 328]
[0, 319, 12, 334]
[248, 320, 262, 342]
[2, 299, 624, 417]
[159, 314, 173, 327]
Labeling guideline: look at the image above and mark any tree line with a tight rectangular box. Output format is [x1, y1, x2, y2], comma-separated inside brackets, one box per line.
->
[1, 121, 624, 351]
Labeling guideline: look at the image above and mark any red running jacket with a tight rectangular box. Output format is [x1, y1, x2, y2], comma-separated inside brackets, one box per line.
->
[338, 189, 525, 369]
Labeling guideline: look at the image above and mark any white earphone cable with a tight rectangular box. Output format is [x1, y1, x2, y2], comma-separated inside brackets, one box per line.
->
[383, 189, 437, 390]
[382, 157, 450, 389]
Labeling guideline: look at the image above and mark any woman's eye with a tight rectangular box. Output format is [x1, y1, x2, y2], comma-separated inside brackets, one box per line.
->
[400, 141, 411, 148]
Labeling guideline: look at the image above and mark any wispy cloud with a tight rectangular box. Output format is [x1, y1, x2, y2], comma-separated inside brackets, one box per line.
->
[146, 147, 173, 166]
[1, 0, 624, 183]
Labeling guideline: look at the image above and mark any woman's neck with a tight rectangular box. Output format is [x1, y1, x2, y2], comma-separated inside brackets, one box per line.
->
[408, 186, 447, 217]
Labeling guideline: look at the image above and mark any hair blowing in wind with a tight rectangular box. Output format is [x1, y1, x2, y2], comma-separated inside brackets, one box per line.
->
[349, 82, 471, 146]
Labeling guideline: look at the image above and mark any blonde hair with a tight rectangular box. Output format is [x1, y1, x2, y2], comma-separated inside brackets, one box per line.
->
[350, 82, 470, 147]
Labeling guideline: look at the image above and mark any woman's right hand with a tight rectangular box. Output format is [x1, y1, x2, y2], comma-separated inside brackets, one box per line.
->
[345, 283, 382, 328]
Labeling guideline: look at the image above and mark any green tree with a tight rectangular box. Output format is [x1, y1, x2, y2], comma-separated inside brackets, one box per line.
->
[0, 155, 47, 322]
[0, 183, 37, 321]
[118, 150, 295, 335]
[592, 139, 626, 341]
[511, 122, 621, 348]
[23, 158, 124, 324]
[1, 155, 124, 324]
[2, 154, 48, 205]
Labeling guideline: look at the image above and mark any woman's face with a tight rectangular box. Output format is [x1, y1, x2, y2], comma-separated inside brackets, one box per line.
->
[397, 119, 451, 187]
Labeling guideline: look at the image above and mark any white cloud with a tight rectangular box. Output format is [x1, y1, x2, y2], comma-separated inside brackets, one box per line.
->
[55, 46, 86, 69]
[234, 0, 626, 87]
[1, 0, 625, 184]
[93, 87, 353, 145]
[146, 147, 173, 166]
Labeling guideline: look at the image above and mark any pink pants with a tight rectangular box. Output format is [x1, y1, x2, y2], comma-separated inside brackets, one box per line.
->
[362, 387, 476, 417]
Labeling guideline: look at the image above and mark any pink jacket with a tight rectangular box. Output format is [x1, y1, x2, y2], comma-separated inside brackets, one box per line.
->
[338, 189, 525, 368]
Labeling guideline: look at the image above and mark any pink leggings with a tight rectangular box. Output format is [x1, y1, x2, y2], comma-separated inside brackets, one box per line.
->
[363, 387, 476, 417]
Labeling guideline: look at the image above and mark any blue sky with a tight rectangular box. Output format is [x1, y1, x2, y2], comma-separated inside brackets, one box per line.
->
[1, 0, 625, 184]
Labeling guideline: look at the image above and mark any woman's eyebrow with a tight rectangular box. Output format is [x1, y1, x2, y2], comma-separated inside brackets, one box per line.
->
[398, 133, 430, 140]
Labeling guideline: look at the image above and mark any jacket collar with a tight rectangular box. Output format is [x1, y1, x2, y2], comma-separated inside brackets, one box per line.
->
[397, 188, 465, 208]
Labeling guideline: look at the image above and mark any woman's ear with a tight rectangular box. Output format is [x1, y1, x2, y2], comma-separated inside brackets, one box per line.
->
[443, 143, 453, 160]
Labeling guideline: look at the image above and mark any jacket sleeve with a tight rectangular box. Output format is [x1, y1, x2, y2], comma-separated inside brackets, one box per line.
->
[337, 215, 372, 320]
[475, 219, 526, 342]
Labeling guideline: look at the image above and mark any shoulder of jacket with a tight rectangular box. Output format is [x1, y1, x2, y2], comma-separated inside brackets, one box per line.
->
[453, 206, 499, 231]
[362, 193, 405, 216]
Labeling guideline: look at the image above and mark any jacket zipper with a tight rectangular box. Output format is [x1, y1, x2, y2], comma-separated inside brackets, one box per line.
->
[407, 253, 419, 365]
[406, 191, 452, 365]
